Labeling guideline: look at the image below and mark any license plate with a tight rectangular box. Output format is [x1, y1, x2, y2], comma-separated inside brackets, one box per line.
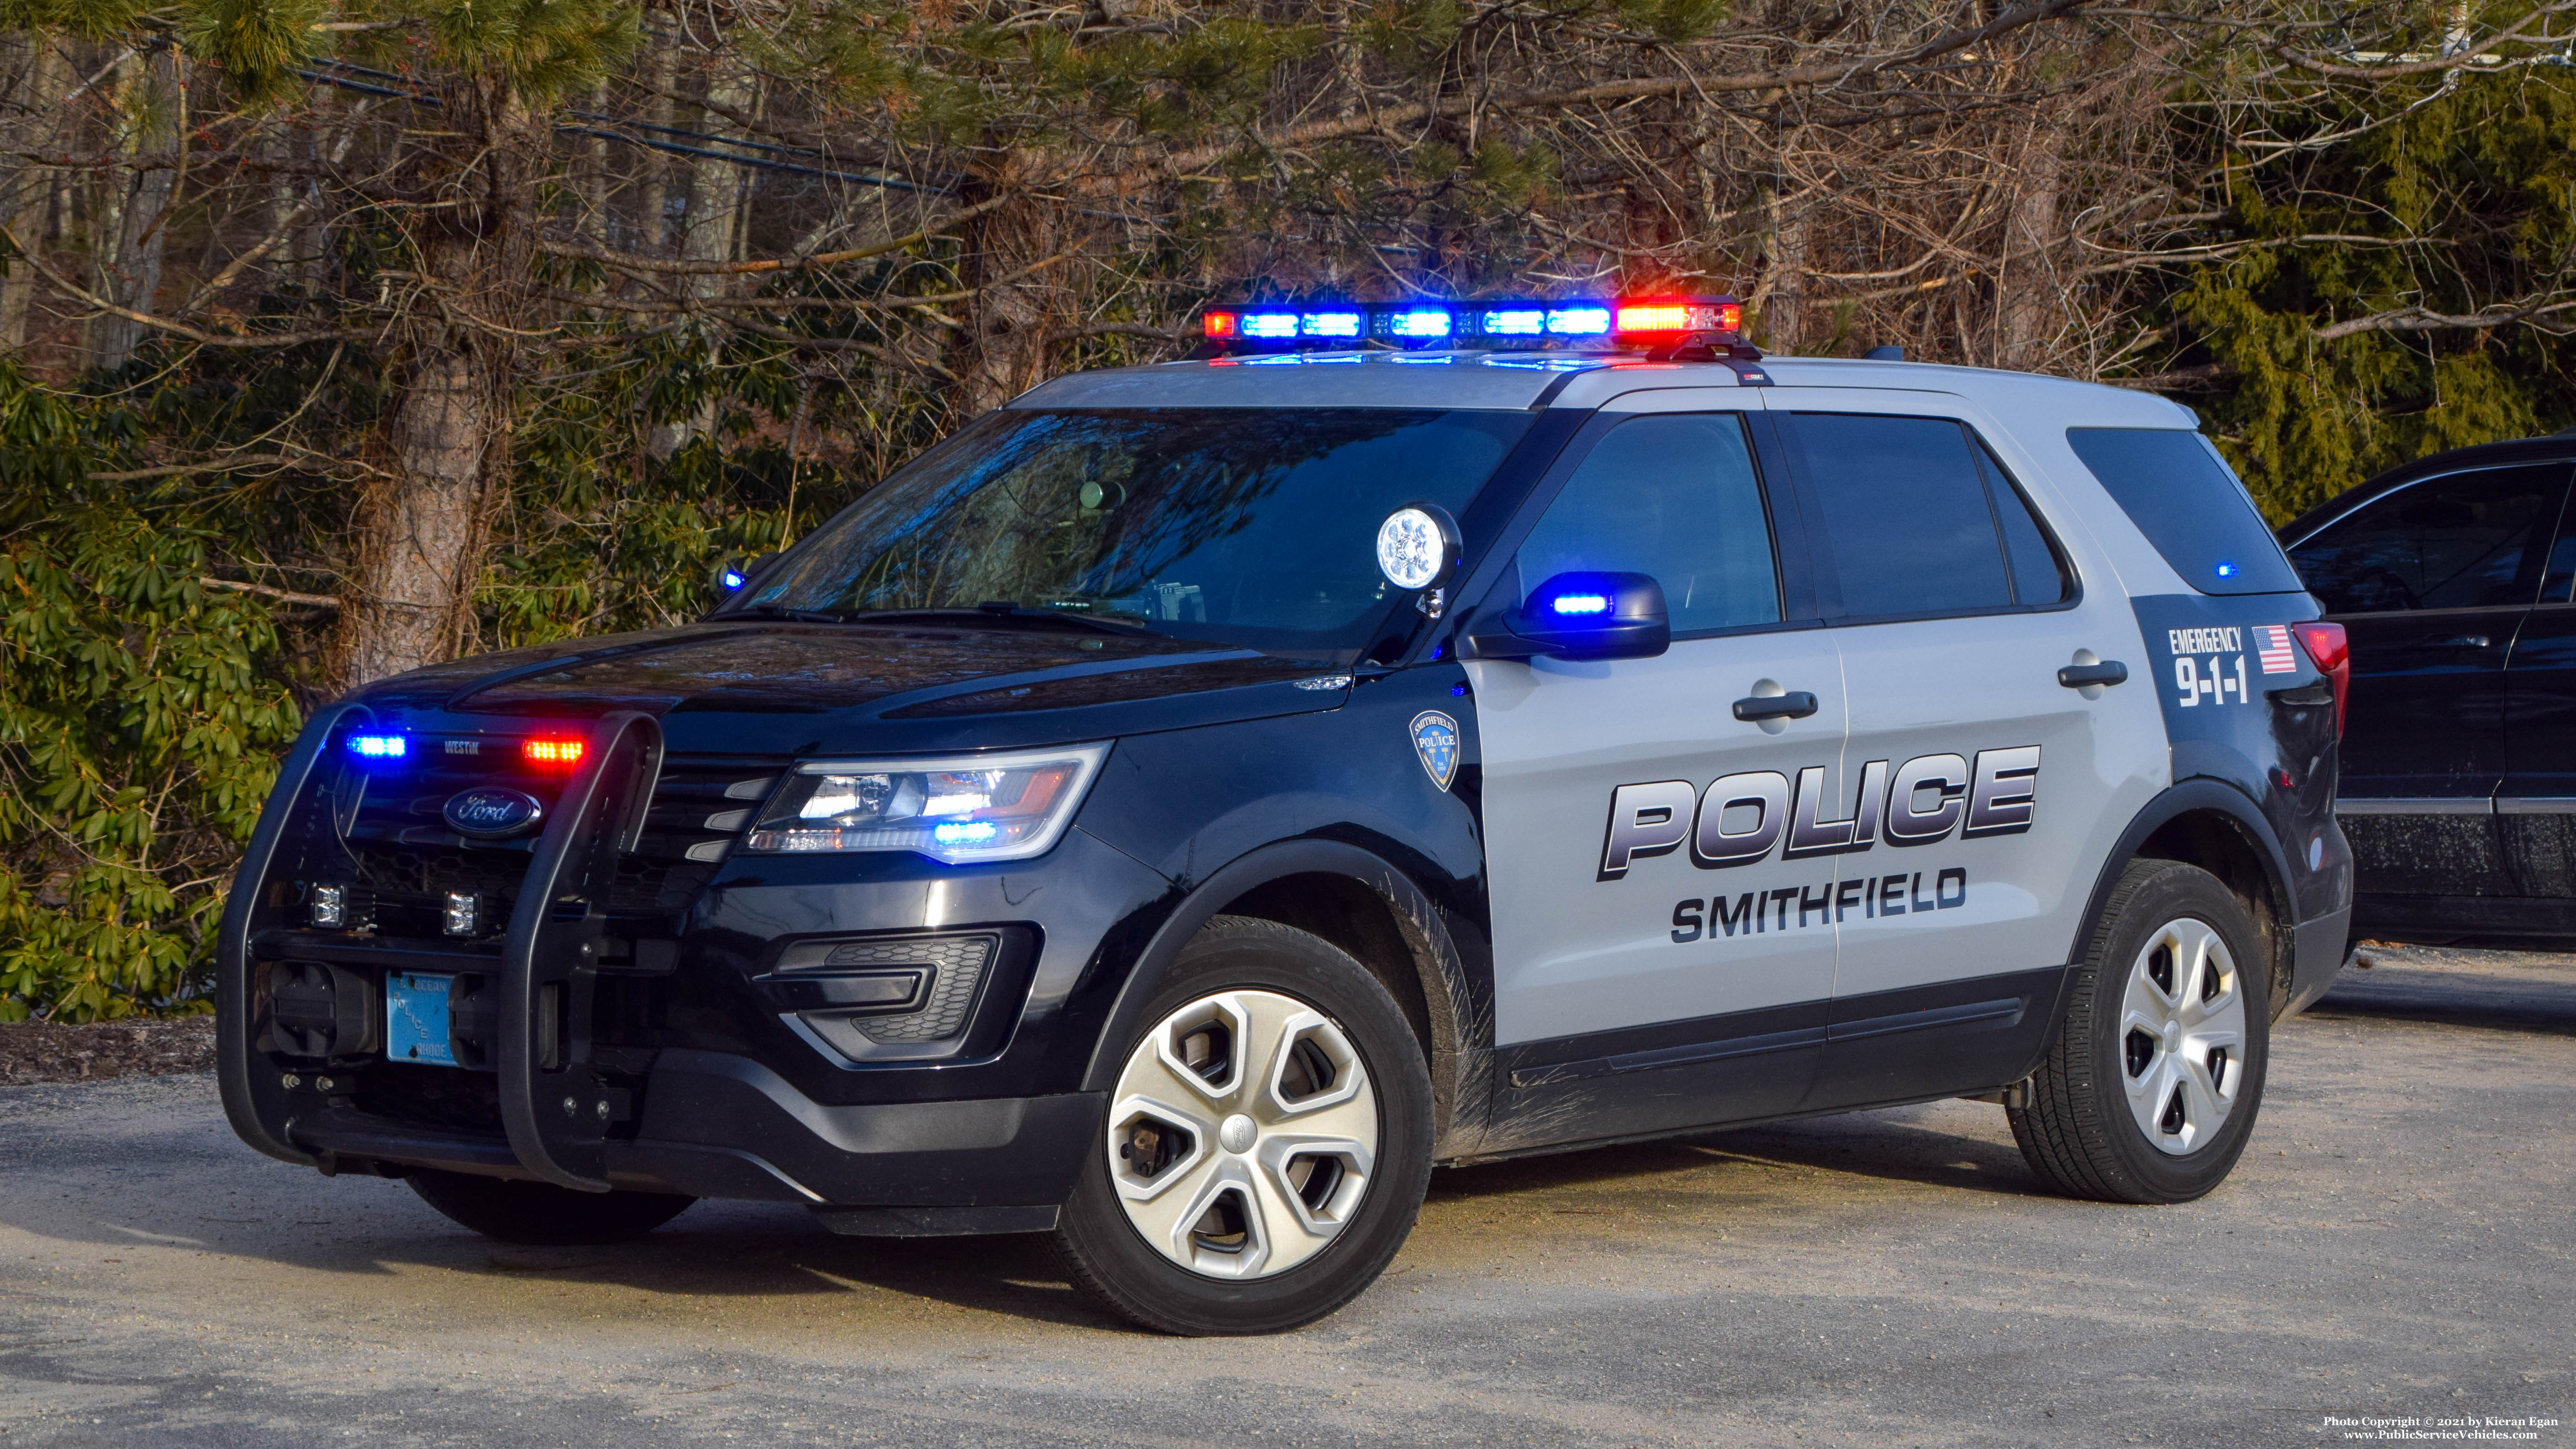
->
[386, 971, 459, 1068]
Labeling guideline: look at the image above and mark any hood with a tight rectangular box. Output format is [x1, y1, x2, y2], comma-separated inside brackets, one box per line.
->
[349, 621, 1350, 755]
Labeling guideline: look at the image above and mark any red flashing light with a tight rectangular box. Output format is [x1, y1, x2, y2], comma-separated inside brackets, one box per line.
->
[1613, 298, 1743, 336]
[1614, 303, 1690, 333]
[523, 737, 585, 768]
[2290, 621, 2350, 737]
[1201, 310, 1239, 340]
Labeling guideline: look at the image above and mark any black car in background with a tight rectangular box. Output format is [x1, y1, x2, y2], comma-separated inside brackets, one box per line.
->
[2281, 433, 2576, 947]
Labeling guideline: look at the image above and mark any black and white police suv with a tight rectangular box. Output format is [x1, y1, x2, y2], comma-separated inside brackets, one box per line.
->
[218, 296, 2355, 1335]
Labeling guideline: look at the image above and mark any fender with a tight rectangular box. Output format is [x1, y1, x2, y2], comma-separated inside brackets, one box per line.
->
[2065, 777, 2301, 991]
[1078, 836, 1496, 1156]
[217, 701, 372, 1168]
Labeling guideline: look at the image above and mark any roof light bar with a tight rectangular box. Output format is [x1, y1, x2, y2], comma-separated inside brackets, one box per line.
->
[1193, 294, 1744, 357]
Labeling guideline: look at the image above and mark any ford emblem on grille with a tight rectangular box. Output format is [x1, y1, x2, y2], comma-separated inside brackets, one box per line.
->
[443, 787, 545, 839]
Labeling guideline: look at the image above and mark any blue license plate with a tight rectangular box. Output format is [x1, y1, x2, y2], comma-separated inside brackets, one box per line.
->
[386, 971, 459, 1068]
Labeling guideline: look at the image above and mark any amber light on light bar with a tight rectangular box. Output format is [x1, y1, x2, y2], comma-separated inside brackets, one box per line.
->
[522, 738, 585, 767]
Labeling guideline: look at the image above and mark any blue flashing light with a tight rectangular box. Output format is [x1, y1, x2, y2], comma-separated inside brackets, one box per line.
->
[1301, 310, 1363, 338]
[1546, 307, 1612, 336]
[1550, 594, 1611, 616]
[1388, 309, 1453, 338]
[933, 822, 999, 845]
[346, 734, 407, 760]
[720, 569, 747, 591]
[1483, 308, 1545, 336]
[2215, 561, 2239, 579]
[1239, 312, 1300, 340]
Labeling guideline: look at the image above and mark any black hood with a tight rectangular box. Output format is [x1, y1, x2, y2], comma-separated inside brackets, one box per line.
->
[348, 621, 1349, 755]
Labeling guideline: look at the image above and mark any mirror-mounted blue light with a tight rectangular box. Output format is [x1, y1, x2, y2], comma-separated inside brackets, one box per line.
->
[2214, 561, 2239, 579]
[346, 734, 407, 760]
[1550, 593, 1612, 616]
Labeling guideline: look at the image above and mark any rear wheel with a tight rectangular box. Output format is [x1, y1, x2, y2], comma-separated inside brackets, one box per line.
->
[407, 1168, 694, 1245]
[2010, 859, 2270, 1204]
[1053, 916, 1434, 1335]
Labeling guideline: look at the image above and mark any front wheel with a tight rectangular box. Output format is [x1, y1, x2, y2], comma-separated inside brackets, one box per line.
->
[2010, 858, 2271, 1204]
[1053, 916, 1434, 1335]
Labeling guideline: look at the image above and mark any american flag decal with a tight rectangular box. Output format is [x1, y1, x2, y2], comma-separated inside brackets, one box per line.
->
[2255, 624, 2298, 675]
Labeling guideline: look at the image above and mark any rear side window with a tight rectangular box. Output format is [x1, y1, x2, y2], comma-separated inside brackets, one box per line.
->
[2289, 465, 2566, 614]
[1781, 413, 2068, 619]
[1517, 413, 1781, 634]
[2064, 428, 2303, 595]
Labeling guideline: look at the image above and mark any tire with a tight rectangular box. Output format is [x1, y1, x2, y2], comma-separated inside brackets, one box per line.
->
[1053, 915, 1435, 1336]
[407, 1168, 694, 1245]
[2010, 858, 2271, 1204]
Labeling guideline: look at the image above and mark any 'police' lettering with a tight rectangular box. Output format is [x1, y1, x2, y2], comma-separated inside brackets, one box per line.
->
[1601, 744, 2036, 878]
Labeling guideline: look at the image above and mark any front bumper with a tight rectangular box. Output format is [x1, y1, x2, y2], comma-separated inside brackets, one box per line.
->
[289, 1051, 1105, 1211]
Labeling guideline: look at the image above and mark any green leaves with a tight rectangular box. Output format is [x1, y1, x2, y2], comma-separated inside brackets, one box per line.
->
[0, 366, 303, 1021]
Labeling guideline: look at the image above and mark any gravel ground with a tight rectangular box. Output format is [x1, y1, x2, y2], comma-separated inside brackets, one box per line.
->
[0, 1020, 213, 1086]
[0, 949, 2569, 1448]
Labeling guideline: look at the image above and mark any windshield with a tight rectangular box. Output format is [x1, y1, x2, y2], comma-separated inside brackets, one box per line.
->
[733, 407, 1533, 655]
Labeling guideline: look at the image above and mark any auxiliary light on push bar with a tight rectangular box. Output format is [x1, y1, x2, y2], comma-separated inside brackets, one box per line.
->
[1196, 295, 1745, 356]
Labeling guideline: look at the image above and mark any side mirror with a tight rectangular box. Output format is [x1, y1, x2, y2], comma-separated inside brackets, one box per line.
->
[1460, 571, 1670, 662]
[719, 552, 782, 593]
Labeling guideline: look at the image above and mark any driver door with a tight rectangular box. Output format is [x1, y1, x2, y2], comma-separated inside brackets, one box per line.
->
[1471, 392, 1846, 1148]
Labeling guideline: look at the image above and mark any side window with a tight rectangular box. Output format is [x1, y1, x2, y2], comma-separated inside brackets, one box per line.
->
[2064, 428, 2304, 595]
[1783, 413, 2016, 619]
[2288, 465, 2566, 615]
[1978, 443, 2074, 605]
[1516, 413, 1782, 635]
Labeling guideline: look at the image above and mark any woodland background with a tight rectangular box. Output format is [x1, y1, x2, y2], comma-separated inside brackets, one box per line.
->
[3, 0, 2572, 1019]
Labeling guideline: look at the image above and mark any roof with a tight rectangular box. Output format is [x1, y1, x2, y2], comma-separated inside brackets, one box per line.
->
[1013, 349, 2198, 428]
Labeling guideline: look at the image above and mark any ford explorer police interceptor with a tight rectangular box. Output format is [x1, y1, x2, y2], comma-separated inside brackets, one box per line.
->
[217, 296, 2354, 1336]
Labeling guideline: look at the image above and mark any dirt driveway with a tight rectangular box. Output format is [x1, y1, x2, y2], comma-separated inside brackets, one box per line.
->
[2, 948, 2570, 1448]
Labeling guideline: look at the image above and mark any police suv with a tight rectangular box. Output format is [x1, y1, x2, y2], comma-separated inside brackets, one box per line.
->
[218, 296, 2354, 1335]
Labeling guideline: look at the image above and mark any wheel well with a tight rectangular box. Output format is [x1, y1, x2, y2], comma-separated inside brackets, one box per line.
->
[2133, 809, 2294, 1017]
[1215, 873, 1454, 1128]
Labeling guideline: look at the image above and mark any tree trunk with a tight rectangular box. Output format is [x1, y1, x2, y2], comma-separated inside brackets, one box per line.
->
[1997, 116, 2068, 372]
[1752, 180, 1807, 355]
[952, 154, 1071, 418]
[330, 81, 540, 688]
[0, 37, 67, 351]
[87, 42, 182, 372]
[648, 51, 757, 455]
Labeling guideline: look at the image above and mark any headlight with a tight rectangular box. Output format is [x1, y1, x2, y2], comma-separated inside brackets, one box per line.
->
[742, 743, 1111, 863]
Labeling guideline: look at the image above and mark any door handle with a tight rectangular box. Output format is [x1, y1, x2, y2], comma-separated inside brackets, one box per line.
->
[2426, 635, 2491, 649]
[1732, 691, 1820, 722]
[2057, 661, 2130, 688]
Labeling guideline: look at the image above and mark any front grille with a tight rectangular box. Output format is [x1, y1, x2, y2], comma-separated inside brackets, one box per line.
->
[320, 739, 783, 932]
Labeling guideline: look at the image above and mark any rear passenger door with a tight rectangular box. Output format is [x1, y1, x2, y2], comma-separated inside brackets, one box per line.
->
[1472, 392, 1845, 1145]
[1761, 391, 2168, 1109]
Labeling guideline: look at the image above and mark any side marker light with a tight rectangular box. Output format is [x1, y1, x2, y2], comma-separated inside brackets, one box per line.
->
[523, 738, 585, 767]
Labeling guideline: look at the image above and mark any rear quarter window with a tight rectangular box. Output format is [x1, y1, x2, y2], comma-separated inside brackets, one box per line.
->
[2064, 428, 2304, 595]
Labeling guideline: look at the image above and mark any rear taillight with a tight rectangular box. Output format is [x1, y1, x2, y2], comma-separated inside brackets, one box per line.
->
[2290, 620, 2349, 737]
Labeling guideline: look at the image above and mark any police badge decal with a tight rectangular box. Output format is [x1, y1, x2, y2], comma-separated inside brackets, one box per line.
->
[1410, 710, 1461, 791]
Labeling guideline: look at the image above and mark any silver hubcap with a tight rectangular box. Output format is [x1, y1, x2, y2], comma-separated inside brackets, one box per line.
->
[1106, 989, 1379, 1280]
[2120, 916, 2247, 1156]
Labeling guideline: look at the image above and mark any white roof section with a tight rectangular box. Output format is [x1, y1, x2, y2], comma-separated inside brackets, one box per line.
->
[1013, 349, 2195, 427]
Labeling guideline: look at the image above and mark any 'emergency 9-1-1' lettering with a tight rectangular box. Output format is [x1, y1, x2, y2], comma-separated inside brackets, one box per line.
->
[1597, 746, 2040, 882]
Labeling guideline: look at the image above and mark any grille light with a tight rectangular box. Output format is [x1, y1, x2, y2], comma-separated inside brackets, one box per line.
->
[346, 734, 406, 760]
[522, 738, 585, 767]
[443, 892, 480, 937]
[309, 884, 346, 929]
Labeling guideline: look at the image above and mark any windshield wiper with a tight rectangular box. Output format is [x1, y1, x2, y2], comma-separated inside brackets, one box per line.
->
[724, 603, 852, 624]
[846, 605, 1160, 639]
